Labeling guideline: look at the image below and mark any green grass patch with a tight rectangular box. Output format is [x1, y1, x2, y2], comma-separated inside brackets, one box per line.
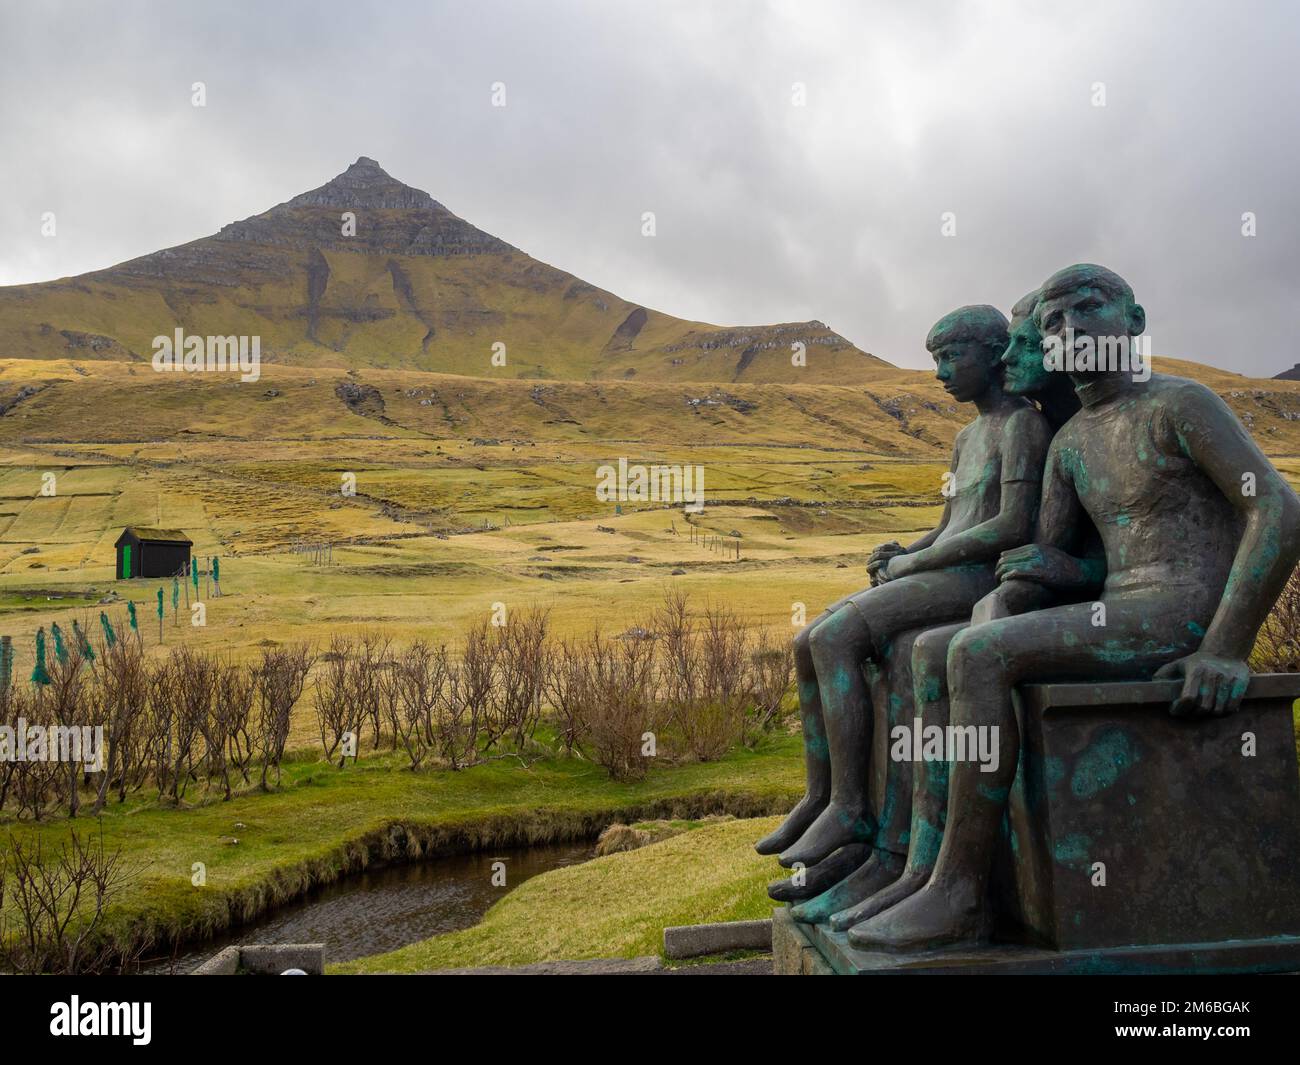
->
[333, 815, 784, 972]
[2, 738, 802, 962]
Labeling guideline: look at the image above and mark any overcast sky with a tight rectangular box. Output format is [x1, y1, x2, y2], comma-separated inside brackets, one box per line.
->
[1, 0, 1296, 375]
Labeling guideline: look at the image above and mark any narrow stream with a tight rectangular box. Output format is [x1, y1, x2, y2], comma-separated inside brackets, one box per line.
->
[139, 839, 594, 974]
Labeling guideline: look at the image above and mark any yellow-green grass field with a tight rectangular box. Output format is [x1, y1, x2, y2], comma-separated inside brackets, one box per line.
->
[2, 352, 1299, 970]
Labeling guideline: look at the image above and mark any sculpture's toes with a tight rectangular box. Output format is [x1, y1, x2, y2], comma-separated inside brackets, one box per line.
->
[767, 843, 870, 902]
[754, 794, 826, 855]
[845, 882, 982, 952]
[777, 804, 874, 868]
[828, 868, 927, 932]
[791, 858, 878, 924]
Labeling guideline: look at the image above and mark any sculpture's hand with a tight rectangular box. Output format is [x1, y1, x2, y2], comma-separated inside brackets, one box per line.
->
[1153, 653, 1250, 717]
[874, 553, 917, 584]
[867, 541, 906, 583]
[995, 544, 1085, 589]
[867, 540, 905, 566]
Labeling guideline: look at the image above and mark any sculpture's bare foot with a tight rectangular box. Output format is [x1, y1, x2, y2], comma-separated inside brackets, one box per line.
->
[845, 878, 984, 951]
[778, 803, 874, 868]
[828, 866, 928, 931]
[754, 793, 827, 855]
[790, 848, 903, 924]
[767, 843, 870, 902]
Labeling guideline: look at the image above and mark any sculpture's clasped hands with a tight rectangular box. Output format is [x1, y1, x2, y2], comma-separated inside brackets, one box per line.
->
[867, 541, 907, 586]
[1153, 652, 1250, 717]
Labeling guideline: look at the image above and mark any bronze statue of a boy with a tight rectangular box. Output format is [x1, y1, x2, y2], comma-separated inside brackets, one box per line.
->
[756, 304, 1055, 908]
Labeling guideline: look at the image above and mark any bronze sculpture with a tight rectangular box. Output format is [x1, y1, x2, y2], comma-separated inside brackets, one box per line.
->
[837, 263, 1300, 951]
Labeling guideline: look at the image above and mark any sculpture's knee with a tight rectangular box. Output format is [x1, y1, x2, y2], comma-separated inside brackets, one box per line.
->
[946, 625, 1006, 699]
[792, 622, 815, 674]
[912, 629, 952, 709]
[808, 605, 870, 671]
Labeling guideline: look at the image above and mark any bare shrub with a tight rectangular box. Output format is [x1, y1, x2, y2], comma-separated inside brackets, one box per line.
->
[489, 606, 550, 750]
[747, 629, 795, 739]
[351, 632, 392, 750]
[387, 640, 451, 770]
[2, 687, 62, 820]
[315, 635, 359, 766]
[544, 634, 588, 756]
[577, 629, 660, 781]
[255, 643, 314, 789]
[222, 662, 257, 789]
[0, 826, 137, 975]
[90, 636, 151, 813]
[213, 659, 254, 798]
[37, 650, 93, 818]
[450, 617, 497, 763]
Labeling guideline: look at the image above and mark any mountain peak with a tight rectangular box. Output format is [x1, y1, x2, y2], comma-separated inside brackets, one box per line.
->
[289, 157, 437, 211]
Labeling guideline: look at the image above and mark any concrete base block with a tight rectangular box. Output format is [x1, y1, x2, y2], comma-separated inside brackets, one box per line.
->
[663, 918, 772, 959]
[192, 943, 324, 975]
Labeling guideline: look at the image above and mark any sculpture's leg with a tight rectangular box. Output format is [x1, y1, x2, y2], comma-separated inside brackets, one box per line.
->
[755, 610, 838, 855]
[767, 843, 872, 902]
[830, 622, 965, 930]
[780, 568, 993, 868]
[795, 626, 924, 923]
[777, 601, 878, 866]
[848, 599, 1201, 950]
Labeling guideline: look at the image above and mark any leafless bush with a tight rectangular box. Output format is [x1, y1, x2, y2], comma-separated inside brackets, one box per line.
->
[90, 637, 151, 812]
[488, 606, 550, 750]
[747, 630, 795, 738]
[0, 826, 137, 975]
[37, 650, 94, 818]
[256, 643, 314, 790]
[387, 640, 452, 770]
[213, 659, 255, 798]
[222, 663, 257, 788]
[350, 632, 391, 749]
[1, 687, 62, 820]
[315, 635, 359, 766]
[452, 617, 497, 760]
[544, 634, 588, 756]
[577, 629, 661, 780]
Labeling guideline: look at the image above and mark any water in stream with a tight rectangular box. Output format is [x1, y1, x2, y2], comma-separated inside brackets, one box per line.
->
[140, 839, 594, 973]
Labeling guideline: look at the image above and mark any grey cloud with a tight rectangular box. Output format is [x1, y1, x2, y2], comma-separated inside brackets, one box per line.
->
[0, 0, 1295, 375]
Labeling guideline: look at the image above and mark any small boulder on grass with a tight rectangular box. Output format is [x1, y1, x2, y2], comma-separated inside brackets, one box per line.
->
[595, 823, 652, 855]
[595, 816, 736, 856]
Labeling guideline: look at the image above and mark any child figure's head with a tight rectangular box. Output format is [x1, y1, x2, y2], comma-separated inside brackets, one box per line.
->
[925, 304, 1010, 403]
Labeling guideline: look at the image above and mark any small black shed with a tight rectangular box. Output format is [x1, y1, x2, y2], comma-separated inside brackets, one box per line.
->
[115, 527, 192, 579]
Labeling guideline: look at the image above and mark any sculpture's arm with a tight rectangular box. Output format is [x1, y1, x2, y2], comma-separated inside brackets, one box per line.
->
[992, 434, 1099, 591]
[868, 434, 960, 580]
[888, 409, 1049, 578]
[1153, 384, 1300, 714]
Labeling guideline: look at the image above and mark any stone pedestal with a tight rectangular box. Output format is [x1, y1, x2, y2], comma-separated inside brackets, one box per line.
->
[774, 673, 1300, 975]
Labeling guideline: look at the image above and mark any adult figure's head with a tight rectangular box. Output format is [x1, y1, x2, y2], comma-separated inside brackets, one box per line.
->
[1035, 264, 1146, 388]
[925, 305, 1010, 405]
